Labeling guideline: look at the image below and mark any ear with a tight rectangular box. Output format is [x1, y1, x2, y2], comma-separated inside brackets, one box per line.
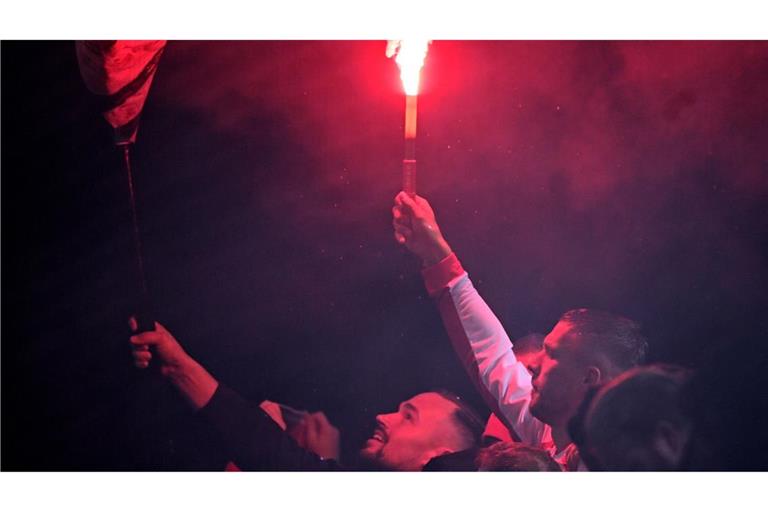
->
[653, 421, 688, 468]
[584, 366, 602, 385]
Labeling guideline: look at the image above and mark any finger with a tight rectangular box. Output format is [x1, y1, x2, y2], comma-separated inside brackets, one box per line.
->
[289, 415, 308, 432]
[305, 414, 326, 438]
[394, 224, 413, 239]
[130, 331, 164, 346]
[393, 216, 411, 231]
[305, 417, 320, 440]
[392, 205, 403, 220]
[393, 208, 413, 229]
[128, 316, 138, 332]
[394, 231, 412, 245]
[133, 351, 152, 364]
[309, 411, 329, 423]
[293, 418, 309, 447]
[398, 191, 418, 213]
[135, 360, 150, 369]
[394, 225, 413, 239]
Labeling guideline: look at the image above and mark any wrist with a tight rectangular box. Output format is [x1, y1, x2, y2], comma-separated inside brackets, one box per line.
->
[165, 353, 219, 410]
[421, 236, 453, 267]
[421, 251, 465, 297]
[160, 351, 195, 379]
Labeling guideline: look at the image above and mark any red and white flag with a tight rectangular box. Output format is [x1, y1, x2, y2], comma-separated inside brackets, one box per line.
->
[76, 40, 166, 144]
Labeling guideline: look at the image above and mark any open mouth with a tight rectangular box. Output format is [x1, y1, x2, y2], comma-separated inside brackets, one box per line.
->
[369, 427, 388, 444]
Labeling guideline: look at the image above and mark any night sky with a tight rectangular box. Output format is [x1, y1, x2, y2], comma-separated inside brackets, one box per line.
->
[2, 41, 767, 470]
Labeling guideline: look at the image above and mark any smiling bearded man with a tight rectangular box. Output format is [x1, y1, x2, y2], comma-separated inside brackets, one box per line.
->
[129, 321, 483, 471]
[359, 390, 483, 471]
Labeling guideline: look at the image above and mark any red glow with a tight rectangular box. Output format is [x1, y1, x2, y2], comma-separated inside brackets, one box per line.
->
[387, 40, 430, 96]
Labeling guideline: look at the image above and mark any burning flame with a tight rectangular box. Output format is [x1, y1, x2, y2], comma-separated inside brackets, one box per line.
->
[387, 40, 431, 96]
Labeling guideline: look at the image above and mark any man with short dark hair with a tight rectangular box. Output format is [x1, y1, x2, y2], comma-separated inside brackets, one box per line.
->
[359, 388, 483, 470]
[392, 191, 649, 470]
[526, 308, 648, 435]
[129, 321, 481, 471]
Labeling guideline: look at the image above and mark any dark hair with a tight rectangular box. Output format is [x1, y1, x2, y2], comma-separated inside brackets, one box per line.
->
[560, 308, 649, 371]
[570, 364, 692, 470]
[432, 389, 485, 449]
[475, 442, 562, 471]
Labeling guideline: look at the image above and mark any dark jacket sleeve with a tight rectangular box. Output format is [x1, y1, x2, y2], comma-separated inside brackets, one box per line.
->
[199, 384, 341, 471]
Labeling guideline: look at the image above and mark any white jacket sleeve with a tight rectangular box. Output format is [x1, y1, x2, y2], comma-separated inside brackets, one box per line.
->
[422, 253, 549, 446]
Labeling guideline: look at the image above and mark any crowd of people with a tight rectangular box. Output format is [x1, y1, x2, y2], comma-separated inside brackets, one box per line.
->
[129, 192, 768, 471]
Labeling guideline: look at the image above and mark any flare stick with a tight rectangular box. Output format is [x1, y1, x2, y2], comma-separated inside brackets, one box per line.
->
[403, 94, 418, 196]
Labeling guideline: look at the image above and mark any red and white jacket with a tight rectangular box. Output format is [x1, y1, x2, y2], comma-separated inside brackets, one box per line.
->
[422, 252, 580, 470]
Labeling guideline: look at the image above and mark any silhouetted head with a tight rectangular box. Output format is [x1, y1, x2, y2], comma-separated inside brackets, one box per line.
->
[476, 442, 562, 471]
[569, 364, 692, 470]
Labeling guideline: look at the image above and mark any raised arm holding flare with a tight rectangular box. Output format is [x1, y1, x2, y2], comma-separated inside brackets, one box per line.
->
[392, 191, 649, 470]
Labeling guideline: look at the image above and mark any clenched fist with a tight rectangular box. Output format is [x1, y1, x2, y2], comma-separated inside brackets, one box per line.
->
[287, 411, 341, 461]
[129, 318, 190, 376]
[128, 317, 218, 410]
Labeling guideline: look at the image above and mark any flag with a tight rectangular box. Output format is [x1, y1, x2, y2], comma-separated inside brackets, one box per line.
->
[76, 40, 166, 144]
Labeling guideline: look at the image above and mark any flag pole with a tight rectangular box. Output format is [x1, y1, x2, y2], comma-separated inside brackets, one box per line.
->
[121, 143, 154, 332]
[76, 40, 166, 334]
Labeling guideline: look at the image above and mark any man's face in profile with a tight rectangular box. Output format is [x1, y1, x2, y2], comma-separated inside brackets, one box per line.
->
[359, 392, 463, 471]
[528, 321, 591, 427]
